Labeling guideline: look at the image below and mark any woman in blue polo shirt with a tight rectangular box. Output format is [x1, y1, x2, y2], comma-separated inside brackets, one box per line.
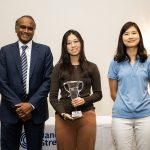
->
[108, 22, 150, 150]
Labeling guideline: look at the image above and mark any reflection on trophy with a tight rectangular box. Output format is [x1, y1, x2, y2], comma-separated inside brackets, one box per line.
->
[63, 81, 84, 119]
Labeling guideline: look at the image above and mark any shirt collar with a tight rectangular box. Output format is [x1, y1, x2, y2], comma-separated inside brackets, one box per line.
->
[125, 55, 140, 62]
[18, 40, 32, 50]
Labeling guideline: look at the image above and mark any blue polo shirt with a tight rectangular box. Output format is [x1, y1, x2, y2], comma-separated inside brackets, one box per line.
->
[108, 57, 150, 119]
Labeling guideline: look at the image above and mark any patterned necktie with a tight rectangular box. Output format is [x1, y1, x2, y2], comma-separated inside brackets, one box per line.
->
[21, 45, 28, 95]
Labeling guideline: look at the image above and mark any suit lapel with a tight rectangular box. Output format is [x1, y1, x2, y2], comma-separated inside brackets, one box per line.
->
[30, 42, 39, 79]
[12, 42, 22, 76]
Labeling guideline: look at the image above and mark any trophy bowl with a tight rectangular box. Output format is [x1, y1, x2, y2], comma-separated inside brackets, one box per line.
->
[63, 81, 84, 119]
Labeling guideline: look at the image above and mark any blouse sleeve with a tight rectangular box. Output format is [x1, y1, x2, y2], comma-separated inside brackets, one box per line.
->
[108, 60, 119, 80]
[84, 63, 102, 104]
[147, 57, 150, 80]
[49, 64, 65, 114]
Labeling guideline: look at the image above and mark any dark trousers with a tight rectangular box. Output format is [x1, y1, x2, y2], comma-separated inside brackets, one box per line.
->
[1, 119, 44, 150]
[55, 109, 96, 150]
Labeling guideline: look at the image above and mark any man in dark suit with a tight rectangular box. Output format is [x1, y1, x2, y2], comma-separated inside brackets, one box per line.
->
[0, 15, 53, 150]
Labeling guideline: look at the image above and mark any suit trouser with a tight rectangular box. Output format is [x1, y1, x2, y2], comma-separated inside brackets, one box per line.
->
[112, 116, 150, 150]
[55, 109, 96, 150]
[1, 119, 44, 150]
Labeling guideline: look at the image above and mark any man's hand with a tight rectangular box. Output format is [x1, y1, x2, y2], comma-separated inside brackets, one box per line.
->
[15, 102, 33, 121]
[21, 113, 32, 122]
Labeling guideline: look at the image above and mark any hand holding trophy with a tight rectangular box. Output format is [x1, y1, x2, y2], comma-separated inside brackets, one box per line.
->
[63, 81, 84, 119]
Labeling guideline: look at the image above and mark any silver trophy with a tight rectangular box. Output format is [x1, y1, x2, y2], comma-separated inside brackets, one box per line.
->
[63, 81, 84, 118]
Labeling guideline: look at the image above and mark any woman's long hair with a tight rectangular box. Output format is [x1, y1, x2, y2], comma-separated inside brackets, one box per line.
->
[58, 29, 89, 74]
[114, 22, 147, 63]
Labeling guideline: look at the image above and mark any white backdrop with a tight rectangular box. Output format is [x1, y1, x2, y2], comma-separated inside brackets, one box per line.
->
[0, 0, 150, 116]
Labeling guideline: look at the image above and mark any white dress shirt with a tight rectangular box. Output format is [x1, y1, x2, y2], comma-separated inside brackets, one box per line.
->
[19, 41, 32, 94]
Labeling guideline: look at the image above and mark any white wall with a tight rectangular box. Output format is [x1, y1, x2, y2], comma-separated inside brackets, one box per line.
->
[0, 0, 150, 116]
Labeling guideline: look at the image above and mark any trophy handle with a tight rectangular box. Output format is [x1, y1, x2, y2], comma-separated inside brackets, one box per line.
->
[63, 82, 70, 93]
[78, 81, 84, 93]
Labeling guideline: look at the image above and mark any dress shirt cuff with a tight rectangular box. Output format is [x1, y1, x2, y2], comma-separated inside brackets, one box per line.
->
[30, 103, 35, 110]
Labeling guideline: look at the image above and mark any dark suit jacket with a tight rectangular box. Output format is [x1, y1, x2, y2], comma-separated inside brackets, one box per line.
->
[0, 41, 53, 124]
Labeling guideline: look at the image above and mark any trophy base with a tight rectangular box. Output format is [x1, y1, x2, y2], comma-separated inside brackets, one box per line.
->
[72, 111, 83, 119]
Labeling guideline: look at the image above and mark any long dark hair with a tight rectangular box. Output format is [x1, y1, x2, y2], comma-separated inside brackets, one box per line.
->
[114, 22, 147, 63]
[58, 29, 88, 73]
